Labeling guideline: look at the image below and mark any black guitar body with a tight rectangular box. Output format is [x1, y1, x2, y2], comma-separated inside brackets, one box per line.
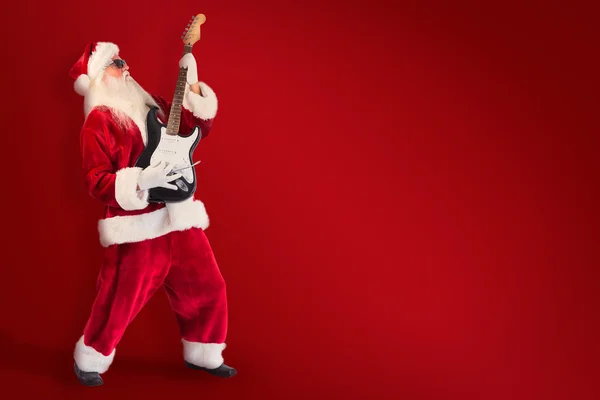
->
[134, 106, 202, 203]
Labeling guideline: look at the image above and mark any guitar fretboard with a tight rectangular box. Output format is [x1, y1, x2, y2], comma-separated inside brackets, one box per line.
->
[166, 45, 194, 135]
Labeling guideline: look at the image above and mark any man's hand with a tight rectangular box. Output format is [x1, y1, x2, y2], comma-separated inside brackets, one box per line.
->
[179, 53, 198, 86]
[137, 161, 182, 191]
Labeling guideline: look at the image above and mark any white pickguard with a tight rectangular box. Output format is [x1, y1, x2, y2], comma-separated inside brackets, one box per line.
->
[149, 126, 200, 184]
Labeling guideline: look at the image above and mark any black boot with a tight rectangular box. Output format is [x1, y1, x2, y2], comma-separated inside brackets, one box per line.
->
[185, 361, 237, 378]
[74, 362, 104, 386]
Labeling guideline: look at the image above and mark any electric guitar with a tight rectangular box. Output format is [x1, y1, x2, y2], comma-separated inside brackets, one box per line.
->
[135, 14, 207, 203]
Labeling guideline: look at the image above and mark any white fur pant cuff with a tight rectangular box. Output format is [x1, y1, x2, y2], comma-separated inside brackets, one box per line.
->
[73, 336, 116, 374]
[182, 339, 226, 369]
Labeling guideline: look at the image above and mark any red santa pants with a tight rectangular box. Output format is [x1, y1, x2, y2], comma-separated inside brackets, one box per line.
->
[74, 227, 228, 373]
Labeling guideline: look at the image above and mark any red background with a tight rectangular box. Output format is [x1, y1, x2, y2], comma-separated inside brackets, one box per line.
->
[1, 0, 598, 399]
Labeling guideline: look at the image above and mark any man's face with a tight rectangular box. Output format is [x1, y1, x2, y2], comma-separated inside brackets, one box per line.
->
[104, 54, 130, 80]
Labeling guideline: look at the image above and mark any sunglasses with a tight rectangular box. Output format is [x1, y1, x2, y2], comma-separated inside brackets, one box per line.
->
[109, 59, 127, 69]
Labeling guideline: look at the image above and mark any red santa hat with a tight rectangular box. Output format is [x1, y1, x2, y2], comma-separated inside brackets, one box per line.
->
[69, 41, 120, 96]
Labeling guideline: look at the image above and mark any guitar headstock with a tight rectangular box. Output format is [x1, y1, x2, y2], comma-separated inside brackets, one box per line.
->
[181, 14, 207, 46]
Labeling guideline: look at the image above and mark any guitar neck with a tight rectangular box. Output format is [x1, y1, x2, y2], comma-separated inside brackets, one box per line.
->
[166, 44, 194, 135]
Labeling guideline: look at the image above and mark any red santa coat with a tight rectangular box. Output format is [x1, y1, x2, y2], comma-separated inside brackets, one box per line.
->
[80, 82, 218, 247]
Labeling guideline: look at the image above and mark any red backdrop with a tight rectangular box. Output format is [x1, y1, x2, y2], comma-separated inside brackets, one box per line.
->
[1, 0, 598, 399]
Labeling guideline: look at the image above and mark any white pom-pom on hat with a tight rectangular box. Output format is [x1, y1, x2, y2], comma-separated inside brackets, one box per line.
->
[73, 74, 91, 96]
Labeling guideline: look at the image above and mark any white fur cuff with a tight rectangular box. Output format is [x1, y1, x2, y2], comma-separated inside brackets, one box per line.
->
[183, 82, 218, 120]
[182, 339, 226, 369]
[74, 336, 115, 374]
[115, 167, 149, 211]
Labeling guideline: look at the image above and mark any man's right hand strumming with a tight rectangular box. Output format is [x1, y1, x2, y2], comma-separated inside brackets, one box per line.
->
[137, 161, 182, 191]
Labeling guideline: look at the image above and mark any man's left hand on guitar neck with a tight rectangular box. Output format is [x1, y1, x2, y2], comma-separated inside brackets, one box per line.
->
[180, 53, 202, 95]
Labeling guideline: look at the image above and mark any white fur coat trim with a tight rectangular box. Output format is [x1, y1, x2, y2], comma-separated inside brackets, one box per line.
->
[182, 339, 226, 369]
[74, 336, 116, 374]
[97, 197, 210, 247]
[115, 167, 150, 211]
[183, 82, 218, 120]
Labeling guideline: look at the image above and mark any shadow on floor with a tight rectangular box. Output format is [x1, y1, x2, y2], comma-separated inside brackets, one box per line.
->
[0, 331, 210, 386]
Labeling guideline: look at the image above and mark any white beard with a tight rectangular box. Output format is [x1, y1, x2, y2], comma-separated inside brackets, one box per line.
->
[84, 72, 160, 130]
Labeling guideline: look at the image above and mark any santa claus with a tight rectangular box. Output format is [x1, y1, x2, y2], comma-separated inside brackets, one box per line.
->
[69, 41, 235, 386]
